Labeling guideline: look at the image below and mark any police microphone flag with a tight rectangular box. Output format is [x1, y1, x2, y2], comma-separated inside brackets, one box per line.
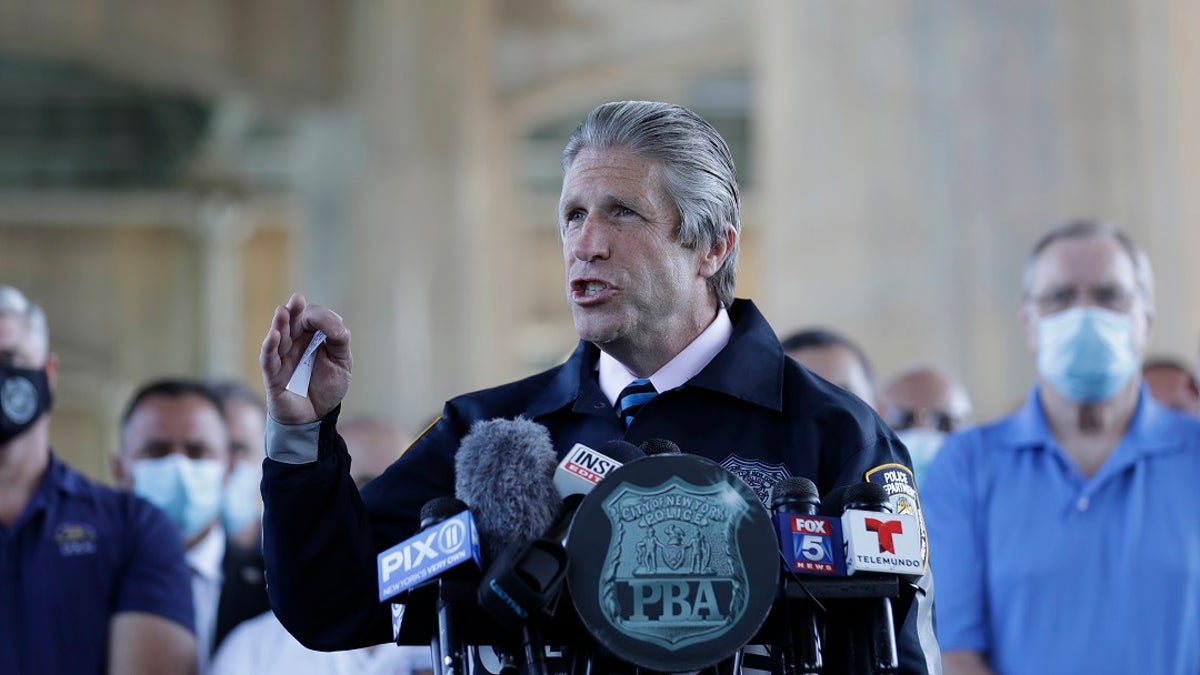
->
[566, 451, 779, 673]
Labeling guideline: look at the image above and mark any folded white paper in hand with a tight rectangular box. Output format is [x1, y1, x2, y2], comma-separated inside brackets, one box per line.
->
[285, 330, 327, 397]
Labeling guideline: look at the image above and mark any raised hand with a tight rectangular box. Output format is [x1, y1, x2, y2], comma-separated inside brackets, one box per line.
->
[260, 292, 353, 424]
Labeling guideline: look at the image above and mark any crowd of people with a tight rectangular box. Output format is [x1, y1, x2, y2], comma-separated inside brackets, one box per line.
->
[3, 100, 1199, 674]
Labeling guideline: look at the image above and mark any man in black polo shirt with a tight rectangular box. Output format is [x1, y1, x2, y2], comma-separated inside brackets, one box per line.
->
[258, 101, 938, 673]
[0, 284, 196, 674]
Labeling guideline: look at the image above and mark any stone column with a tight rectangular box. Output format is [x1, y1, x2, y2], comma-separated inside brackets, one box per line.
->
[294, 1, 499, 432]
[753, 0, 1200, 416]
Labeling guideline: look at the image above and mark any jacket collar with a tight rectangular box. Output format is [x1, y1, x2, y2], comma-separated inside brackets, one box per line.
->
[523, 299, 785, 420]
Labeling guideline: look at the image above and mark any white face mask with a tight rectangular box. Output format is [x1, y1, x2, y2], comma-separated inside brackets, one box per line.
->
[896, 427, 948, 485]
[220, 461, 263, 535]
[132, 455, 224, 540]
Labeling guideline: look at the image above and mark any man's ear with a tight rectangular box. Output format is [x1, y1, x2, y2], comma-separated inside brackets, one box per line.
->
[698, 223, 738, 279]
[1019, 301, 1039, 353]
[44, 352, 59, 390]
[111, 453, 131, 490]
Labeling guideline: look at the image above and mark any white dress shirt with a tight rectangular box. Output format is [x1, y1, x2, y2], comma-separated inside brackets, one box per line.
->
[597, 305, 733, 407]
[187, 524, 226, 675]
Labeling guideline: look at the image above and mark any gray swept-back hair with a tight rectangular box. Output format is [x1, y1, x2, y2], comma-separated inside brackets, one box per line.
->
[0, 285, 49, 362]
[561, 101, 741, 307]
[1022, 219, 1155, 309]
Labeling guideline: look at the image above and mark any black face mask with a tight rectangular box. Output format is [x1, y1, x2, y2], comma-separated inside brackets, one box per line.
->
[0, 364, 53, 444]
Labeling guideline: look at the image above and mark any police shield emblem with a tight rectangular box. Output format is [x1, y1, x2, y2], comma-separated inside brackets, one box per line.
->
[719, 454, 791, 507]
[567, 454, 778, 672]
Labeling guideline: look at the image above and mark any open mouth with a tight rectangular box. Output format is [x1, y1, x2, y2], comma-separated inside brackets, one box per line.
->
[571, 279, 613, 301]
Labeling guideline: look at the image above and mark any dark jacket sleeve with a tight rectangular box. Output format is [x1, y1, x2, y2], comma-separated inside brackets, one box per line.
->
[260, 405, 465, 651]
[260, 406, 391, 650]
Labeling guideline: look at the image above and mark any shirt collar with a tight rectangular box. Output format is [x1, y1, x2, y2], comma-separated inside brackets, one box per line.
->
[597, 305, 733, 407]
[187, 524, 226, 583]
[1004, 383, 1184, 458]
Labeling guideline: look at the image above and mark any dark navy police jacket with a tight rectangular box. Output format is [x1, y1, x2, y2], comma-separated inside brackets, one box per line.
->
[262, 299, 939, 673]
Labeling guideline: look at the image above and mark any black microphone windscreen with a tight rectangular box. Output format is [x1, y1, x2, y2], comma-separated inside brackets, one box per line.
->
[639, 438, 682, 455]
[419, 496, 467, 529]
[597, 439, 644, 463]
[454, 417, 560, 561]
[842, 482, 891, 512]
[769, 476, 820, 513]
[819, 485, 850, 516]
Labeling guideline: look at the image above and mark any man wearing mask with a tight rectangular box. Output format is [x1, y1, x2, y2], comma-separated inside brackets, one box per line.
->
[0, 285, 196, 674]
[209, 379, 268, 550]
[880, 364, 973, 484]
[113, 379, 269, 674]
[922, 221, 1200, 674]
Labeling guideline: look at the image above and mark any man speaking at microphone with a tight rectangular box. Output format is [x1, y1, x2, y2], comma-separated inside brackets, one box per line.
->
[258, 101, 939, 673]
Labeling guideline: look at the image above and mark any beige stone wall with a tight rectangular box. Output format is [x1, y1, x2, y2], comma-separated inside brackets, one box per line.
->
[3, 1, 1199, 460]
[755, 0, 1200, 418]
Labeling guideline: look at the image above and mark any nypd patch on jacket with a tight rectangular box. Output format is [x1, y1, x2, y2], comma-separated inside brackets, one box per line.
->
[261, 299, 939, 674]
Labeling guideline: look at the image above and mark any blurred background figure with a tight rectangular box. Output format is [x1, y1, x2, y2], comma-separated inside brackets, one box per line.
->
[922, 220, 1200, 674]
[880, 363, 974, 483]
[211, 415, 429, 675]
[0, 285, 197, 674]
[114, 379, 269, 674]
[781, 327, 878, 410]
[1141, 356, 1200, 415]
[209, 379, 268, 550]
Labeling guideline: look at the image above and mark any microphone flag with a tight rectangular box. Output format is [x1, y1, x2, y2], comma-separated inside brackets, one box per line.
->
[377, 509, 482, 602]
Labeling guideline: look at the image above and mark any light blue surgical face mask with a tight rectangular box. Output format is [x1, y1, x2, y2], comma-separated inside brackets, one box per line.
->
[896, 427, 947, 486]
[1036, 306, 1139, 402]
[132, 455, 224, 541]
[221, 461, 262, 535]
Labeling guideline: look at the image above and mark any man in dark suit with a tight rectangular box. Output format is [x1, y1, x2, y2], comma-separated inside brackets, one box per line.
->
[113, 378, 269, 674]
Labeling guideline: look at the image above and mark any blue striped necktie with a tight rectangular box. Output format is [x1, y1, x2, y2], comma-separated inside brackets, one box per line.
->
[617, 378, 657, 428]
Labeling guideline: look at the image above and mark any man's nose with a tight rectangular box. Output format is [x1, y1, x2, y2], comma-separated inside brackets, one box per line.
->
[570, 214, 610, 262]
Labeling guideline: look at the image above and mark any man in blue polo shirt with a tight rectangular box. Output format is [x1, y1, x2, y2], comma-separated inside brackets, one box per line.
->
[922, 221, 1200, 674]
[0, 284, 197, 674]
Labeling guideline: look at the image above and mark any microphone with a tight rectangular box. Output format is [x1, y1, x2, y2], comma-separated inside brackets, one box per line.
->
[639, 438, 682, 455]
[453, 418, 567, 675]
[554, 440, 643, 499]
[454, 417, 560, 563]
[422, 499, 480, 675]
[830, 483, 900, 675]
[374, 497, 483, 674]
[769, 478, 826, 675]
[376, 497, 482, 603]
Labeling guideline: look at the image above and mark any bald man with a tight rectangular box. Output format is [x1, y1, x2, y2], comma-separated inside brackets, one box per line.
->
[1141, 357, 1200, 415]
[881, 364, 973, 483]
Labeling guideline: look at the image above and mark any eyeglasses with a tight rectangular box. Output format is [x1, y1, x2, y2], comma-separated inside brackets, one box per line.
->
[887, 408, 962, 433]
[1028, 284, 1138, 314]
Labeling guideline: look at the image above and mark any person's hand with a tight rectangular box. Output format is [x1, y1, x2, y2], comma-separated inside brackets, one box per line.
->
[260, 292, 352, 424]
